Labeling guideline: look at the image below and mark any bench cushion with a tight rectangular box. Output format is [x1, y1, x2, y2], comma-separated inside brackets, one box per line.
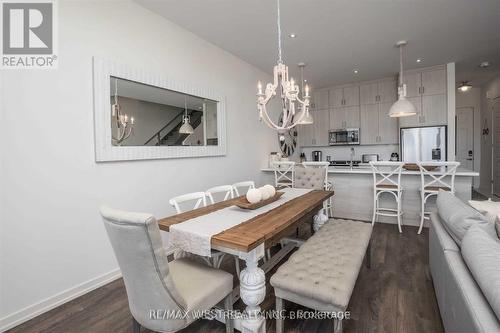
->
[270, 219, 372, 312]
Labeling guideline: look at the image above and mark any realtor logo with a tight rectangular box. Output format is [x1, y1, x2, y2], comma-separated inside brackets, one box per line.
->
[1, 0, 57, 68]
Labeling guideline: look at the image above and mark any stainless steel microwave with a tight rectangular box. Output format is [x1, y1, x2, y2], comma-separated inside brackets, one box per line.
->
[329, 128, 360, 146]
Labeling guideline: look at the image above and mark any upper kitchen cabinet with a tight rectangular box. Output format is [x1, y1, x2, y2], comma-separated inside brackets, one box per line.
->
[330, 84, 359, 108]
[330, 106, 360, 130]
[360, 78, 397, 104]
[399, 65, 447, 128]
[310, 88, 329, 110]
[360, 102, 398, 144]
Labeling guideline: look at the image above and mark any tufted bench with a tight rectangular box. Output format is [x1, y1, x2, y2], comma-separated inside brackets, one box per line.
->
[270, 219, 373, 333]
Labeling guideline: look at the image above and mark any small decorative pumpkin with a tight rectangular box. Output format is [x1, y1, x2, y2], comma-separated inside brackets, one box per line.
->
[263, 184, 276, 197]
[259, 186, 271, 200]
[246, 188, 262, 204]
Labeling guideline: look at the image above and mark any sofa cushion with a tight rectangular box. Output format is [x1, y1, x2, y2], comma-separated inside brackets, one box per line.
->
[461, 224, 500, 322]
[496, 215, 500, 239]
[437, 191, 488, 245]
[469, 199, 500, 224]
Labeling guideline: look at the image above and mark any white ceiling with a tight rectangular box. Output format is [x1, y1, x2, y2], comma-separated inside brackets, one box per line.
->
[136, 0, 500, 88]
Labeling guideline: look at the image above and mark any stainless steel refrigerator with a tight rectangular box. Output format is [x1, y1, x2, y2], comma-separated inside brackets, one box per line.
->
[400, 126, 447, 162]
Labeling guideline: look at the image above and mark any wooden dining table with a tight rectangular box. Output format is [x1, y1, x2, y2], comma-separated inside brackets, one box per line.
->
[158, 189, 334, 333]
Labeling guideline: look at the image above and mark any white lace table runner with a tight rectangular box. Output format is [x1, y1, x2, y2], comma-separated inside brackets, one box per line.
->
[169, 188, 313, 256]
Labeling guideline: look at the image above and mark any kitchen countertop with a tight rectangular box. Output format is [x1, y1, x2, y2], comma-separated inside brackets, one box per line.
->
[261, 166, 479, 177]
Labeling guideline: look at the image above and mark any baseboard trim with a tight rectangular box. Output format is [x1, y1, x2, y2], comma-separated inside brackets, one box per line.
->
[0, 269, 122, 332]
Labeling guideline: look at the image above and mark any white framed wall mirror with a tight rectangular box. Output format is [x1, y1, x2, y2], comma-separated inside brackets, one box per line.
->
[93, 57, 226, 162]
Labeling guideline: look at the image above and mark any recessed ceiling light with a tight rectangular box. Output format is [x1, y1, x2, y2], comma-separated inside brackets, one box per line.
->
[353, 69, 359, 74]
[304, 79, 307, 82]
[416, 59, 422, 63]
[289, 33, 296, 38]
[479, 61, 491, 68]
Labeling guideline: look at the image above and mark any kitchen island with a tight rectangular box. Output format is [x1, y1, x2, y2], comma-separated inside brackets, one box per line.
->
[261, 166, 479, 229]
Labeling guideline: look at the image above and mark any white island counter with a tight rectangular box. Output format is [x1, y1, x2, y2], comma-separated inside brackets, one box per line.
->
[261, 166, 479, 229]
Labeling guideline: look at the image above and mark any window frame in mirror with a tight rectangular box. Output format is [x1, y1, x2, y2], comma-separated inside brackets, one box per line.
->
[93, 57, 227, 162]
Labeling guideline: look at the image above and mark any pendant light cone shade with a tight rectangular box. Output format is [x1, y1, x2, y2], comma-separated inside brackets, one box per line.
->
[298, 110, 314, 124]
[388, 96, 417, 117]
[179, 118, 194, 134]
[389, 40, 417, 118]
[179, 96, 194, 134]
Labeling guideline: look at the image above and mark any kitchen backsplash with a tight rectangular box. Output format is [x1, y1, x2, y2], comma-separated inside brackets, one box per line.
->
[301, 144, 399, 162]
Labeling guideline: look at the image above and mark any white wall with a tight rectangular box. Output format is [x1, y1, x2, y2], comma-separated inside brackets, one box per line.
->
[0, 1, 278, 329]
[479, 75, 500, 195]
[456, 87, 482, 188]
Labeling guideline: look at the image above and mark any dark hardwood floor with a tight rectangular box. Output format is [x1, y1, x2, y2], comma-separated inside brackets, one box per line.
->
[7, 223, 443, 333]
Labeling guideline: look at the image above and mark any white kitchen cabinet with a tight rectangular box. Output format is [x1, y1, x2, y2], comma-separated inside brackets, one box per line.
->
[360, 103, 398, 144]
[330, 87, 344, 108]
[378, 79, 398, 103]
[398, 96, 423, 128]
[312, 108, 330, 146]
[378, 102, 399, 144]
[343, 85, 360, 106]
[404, 72, 421, 98]
[360, 104, 379, 144]
[360, 78, 397, 105]
[360, 82, 378, 105]
[330, 106, 360, 129]
[311, 88, 329, 110]
[421, 94, 447, 125]
[421, 69, 446, 95]
[330, 85, 359, 107]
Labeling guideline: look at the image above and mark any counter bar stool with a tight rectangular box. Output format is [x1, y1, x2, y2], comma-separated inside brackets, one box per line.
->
[370, 161, 405, 233]
[169, 192, 226, 268]
[272, 161, 296, 188]
[302, 161, 334, 217]
[417, 161, 460, 234]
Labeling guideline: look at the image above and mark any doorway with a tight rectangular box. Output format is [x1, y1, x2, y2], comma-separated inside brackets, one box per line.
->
[456, 107, 474, 170]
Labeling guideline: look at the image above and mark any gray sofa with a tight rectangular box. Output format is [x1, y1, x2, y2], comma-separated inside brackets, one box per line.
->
[430, 192, 500, 333]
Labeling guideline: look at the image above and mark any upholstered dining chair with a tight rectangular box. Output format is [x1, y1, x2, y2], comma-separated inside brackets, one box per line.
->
[169, 192, 226, 268]
[100, 206, 234, 333]
[231, 181, 255, 196]
[301, 161, 334, 217]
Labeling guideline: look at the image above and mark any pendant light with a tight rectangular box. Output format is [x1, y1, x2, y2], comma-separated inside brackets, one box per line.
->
[458, 81, 472, 92]
[388, 41, 417, 118]
[298, 63, 313, 125]
[179, 95, 194, 134]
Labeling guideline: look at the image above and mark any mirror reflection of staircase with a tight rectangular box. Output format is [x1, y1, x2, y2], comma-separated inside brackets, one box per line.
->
[144, 110, 203, 146]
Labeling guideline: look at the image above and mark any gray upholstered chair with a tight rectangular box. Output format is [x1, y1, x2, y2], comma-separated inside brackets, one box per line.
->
[100, 206, 234, 333]
[294, 166, 326, 190]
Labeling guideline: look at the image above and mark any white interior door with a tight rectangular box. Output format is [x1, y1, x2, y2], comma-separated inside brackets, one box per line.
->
[456, 107, 474, 170]
[493, 99, 500, 196]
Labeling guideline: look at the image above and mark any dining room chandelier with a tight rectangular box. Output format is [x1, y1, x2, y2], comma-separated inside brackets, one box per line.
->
[256, 0, 312, 132]
[111, 78, 135, 145]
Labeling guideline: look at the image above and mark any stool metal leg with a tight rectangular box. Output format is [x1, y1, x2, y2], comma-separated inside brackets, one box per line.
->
[418, 192, 426, 235]
[397, 192, 402, 233]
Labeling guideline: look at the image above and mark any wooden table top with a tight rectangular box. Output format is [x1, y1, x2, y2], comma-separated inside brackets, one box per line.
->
[158, 189, 334, 253]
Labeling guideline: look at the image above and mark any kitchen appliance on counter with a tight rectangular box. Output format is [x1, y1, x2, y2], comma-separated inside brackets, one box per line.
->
[312, 150, 323, 161]
[329, 160, 362, 167]
[390, 152, 399, 161]
[400, 126, 447, 162]
[362, 154, 379, 163]
[329, 128, 360, 146]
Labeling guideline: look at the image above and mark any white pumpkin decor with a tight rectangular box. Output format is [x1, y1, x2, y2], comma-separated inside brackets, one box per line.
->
[263, 184, 276, 197]
[259, 186, 271, 200]
[246, 188, 262, 204]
